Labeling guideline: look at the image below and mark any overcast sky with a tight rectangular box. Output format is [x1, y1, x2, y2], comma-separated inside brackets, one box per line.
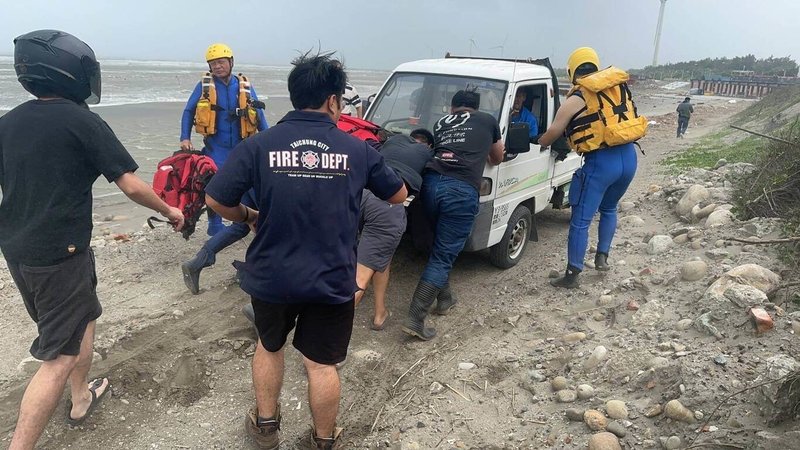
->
[1, 0, 797, 70]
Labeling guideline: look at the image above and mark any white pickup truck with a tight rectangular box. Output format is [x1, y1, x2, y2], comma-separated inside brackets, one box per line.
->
[365, 55, 581, 268]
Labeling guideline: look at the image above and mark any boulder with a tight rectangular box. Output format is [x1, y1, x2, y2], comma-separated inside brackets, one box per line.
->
[704, 264, 781, 304]
[724, 284, 768, 308]
[680, 260, 708, 281]
[647, 235, 674, 255]
[676, 185, 710, 217]
[705, 209, 734, 228]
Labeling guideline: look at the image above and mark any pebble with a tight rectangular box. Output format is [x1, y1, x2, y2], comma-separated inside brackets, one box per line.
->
[715, 239, 726, 248]
[647, 235, 674, 255]
[647, 356, 670, 370]
[665, 436, 682, 450]
[694, 410, 704, 420]
[584, 409, 608, 431]
[588, 432, 621, 450]
[548, 269, 561, 278]
[605, 400, 628, 419]
[664, 399, 695, 422]
[551, 376, 568, 391]
[458, 362, 476, 370]
[676, 318, 694, 331]
[562, 332, 587, 343]
[680, 260, 708, 281]
[597, 295, 614, 306]
[576, 384, 595, 400]
[713, 354, 728, 366]
[565, 408, 585, 421]
[673, 233, 689, 244]
[527, 369, 546, 382]
[429, 381, 445, 394]
[120, 399, 130, 405]
[644, 404, 663, 417]
[200, 422, 212, 429]
[593, 312, 606, 322]
[605, 420, 627, 438]
[690, 241, 703, 250]
[555, 389, 577, 403]
[172, 309, 185, 317]
[585, 346, 608, 369]
[687, 229, 703, 239]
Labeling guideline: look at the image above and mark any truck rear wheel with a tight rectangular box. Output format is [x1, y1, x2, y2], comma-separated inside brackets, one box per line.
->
[489, 205, 532, 269]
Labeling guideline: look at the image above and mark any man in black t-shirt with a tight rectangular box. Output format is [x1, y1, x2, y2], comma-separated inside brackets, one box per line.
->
[402, 90, 504, 341]
[205, 53, 406, 449]
[1, 30, 184, 449]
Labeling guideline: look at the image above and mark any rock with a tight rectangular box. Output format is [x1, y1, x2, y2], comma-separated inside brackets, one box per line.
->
[690, 241, 703, 250]
[715, 239, 726, 248]
[548, 269, 560, 279]
[458, 362, 476, 370]
[555, 389, 577, 403]
[172, 309, 185, 317]
[588, 432, 621, 450]
[692, 203, 718, 221]
[597, 295, 614, 306]
[605, 420, 627, 438]
[200, 422, 212, 429]
[647, 235, 674, 255]
[675, 318, 694, 331]
[713, 158, 728, 170]
[724, 284, 768, 308]
[527, 369, 546, 383]
[644, 404, 663, 417]
[551, 376, 568, 391]
[576, 384, 595, 400]
[665, 436, 682, 450]
[352, 349, 382, 361]
[618, 201, 636, 212]
[676, 185, 710, 217]
[585, 346, 608, 370]
[687, 229, 703, 240]
[705, 209, 734, 228]
[705, 248, 730, 261]
[664, 399, 695, 423]
[647, 356, 670, 370]
[749, 308, 774, 333]
[17, 356, 43, 376]
[630, 299, 664, 328]
[680, 260, 708, 281]
[605, 400, 628, 419]
[618, 215, 645, 227]
[754, 431, 800, 450]
[672, 233, 689, 244]
[565, 408, 585, 421]
[694, 312, 723, 339]
[703, 264, 781, 304]
[694, 410, 704, 420]
[562, 332, 587, 343]
[429, 382, 445, 394]
[713, 354, 728, 366]
[626, 299, 640, 311]
[584, 409, 608, 431]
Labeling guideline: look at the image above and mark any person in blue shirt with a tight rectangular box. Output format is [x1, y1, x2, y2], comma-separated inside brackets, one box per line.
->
[204, 52, 406, 449]
[510, 89, 539, 138]
[179, 43, 268, 295]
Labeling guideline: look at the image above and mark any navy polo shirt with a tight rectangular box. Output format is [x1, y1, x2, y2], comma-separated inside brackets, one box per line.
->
[205, 110, 403, 304]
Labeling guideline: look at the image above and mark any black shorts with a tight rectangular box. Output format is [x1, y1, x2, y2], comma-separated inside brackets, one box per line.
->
[7, 249, 102, 361]
[357, 190, 407, 272]
[251, 297, 354, 365]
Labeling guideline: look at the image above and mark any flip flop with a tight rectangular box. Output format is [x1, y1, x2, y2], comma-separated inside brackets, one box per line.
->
[66, 377, 110, 426]
[370, 310, 393, 331]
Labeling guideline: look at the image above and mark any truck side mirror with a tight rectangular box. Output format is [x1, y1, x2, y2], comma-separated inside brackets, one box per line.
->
[506, 123, 531, 154]
[363, 93, 377, 113]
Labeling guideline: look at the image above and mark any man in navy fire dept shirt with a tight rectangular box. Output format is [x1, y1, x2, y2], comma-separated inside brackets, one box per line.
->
[205, 53, 406, 449]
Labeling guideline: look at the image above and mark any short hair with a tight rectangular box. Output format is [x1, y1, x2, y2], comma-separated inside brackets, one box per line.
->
[684, 97, 691, 102]
[451, 90, 480, 110]
[288, 51, 347, 110]
[410, 128, 434, 146]
[573, 62, 598, 80]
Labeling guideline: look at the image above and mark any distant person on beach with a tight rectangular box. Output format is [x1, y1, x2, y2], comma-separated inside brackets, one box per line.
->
[354, 129, 434, 331]
[539, 47, 639, 289]
[1, 30, 184, 450]
[403, 89, 504, 341]
[676, 96, 693, 138]
[179, 43, 268, 295]
[341, 81, 363, 118]
[204, 52, 406, 449]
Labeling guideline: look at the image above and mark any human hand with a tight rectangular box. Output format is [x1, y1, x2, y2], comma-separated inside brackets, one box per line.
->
[180, 139, 194, 151]
[245, 208, 259, 233]
[162, 207, 185, 231]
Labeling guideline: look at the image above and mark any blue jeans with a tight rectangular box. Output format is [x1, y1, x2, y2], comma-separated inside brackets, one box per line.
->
[420, 172, 479, 288]
[197, 190, 257, 267]
[567, 143, 637, 270]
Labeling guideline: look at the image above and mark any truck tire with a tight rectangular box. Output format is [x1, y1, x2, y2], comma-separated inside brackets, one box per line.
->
[489, 205, 532, 269]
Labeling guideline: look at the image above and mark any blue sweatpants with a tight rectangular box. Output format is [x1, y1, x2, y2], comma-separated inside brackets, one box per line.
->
[567, 143, 637, 270]
[195, 190, 257, 268]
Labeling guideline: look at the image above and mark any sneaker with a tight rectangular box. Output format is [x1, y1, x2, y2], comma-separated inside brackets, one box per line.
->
[245, 405, 280, 450]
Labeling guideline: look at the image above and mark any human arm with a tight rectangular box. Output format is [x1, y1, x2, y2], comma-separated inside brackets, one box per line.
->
[115, 172, 184, 230]
[386, 184, 408, 204]
[250, 85, 269, 131]
[180, 83, 202, 150]
[203, 141, 257, 228]
[206, 195, 259, 231]
[488, 140, 504, 165]
[538, 95, 585, 147]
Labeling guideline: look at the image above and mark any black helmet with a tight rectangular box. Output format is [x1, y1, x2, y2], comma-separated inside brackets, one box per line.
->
[14, 30, 101, 104]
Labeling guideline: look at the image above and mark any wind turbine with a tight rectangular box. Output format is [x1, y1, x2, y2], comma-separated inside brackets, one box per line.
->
[652, 0, 667, 66]
[489, 34, 509, 57]
[469, 37, 478, 56]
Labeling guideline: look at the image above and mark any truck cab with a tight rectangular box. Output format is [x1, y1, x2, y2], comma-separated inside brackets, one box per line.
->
[365, 55, 581, 268]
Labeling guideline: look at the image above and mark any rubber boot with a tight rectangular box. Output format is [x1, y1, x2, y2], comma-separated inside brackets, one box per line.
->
[181, 247, 214, 295]
[549, 265, 581, 289]
[402, 281, 440, 341]
[434, 283, 457, 315]
[594, 252, 610, 271]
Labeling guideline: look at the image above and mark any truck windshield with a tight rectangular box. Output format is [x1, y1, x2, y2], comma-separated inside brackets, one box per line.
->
[367, 73, 507, 135]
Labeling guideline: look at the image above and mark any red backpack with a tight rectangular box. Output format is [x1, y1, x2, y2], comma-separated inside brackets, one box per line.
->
[148, 151, 218, 239]
[337, 115, 382, 146]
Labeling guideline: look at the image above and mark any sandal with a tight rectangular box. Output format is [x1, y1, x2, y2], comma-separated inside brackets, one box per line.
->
[370, 310, 392, 331]
[66, 377, 110, 426]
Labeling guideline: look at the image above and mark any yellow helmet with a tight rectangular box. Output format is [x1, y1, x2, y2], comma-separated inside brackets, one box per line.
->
[567, 47, 600, 83]
[205, 43, 233, 62]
